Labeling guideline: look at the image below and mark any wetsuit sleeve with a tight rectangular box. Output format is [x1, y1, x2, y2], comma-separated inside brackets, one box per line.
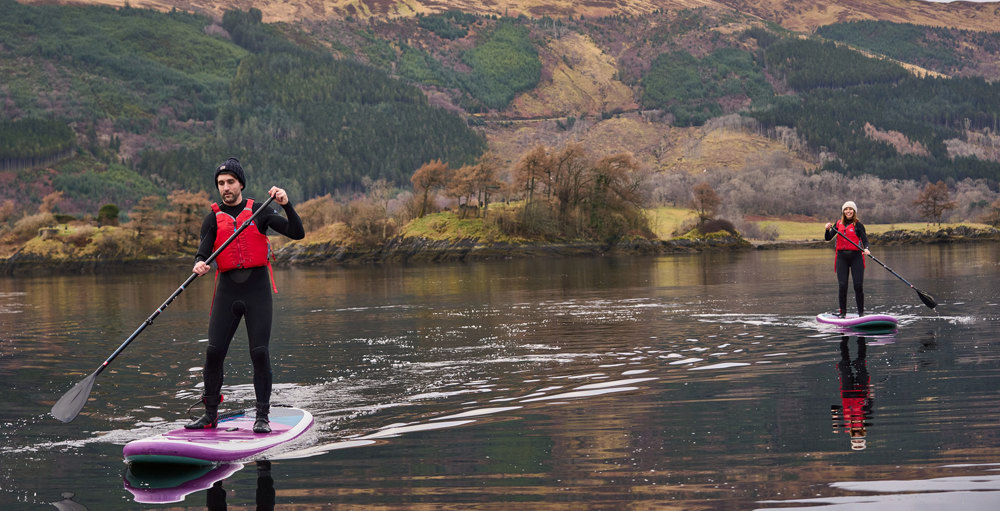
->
[825, 227, 836, 241]
[856, 223, 869, 250]
[256, 202, 305, 240]
[195, 212, 217, 263]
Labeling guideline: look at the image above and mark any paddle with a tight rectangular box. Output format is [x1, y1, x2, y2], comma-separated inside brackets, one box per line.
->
[829, 226, 937, 309]
[51, 194, 277, 423]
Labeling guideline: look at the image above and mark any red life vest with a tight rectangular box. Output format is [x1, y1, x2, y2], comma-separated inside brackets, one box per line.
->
[213, 199, 270, 270]
[833, 220, 865, 270]
[212, 199, 277, 292]
[835, 220, 863, 252]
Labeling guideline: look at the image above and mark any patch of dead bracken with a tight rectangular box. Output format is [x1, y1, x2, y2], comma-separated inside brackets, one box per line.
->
[863, 122, 931, 157]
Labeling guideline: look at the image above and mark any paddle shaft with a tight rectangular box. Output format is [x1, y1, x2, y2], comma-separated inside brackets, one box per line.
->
[90, 194, 276, 378]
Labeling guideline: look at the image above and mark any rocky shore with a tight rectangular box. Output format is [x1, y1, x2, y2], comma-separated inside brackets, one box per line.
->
[3, 226, 997, 276]
[272, 233, 752, 266]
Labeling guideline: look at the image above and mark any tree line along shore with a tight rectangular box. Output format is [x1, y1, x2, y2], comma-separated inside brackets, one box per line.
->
[3, 139, 1000, 276]
[4, 5, 1000, 278]
[2, 203, 997, 276]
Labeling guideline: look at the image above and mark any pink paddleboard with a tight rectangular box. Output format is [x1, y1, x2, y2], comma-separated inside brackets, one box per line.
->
[816, 313, 898, 331]
[124, 407, 313, 465]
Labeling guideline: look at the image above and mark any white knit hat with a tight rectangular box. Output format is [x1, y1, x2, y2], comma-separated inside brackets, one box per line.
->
[842, 201, 857, 214]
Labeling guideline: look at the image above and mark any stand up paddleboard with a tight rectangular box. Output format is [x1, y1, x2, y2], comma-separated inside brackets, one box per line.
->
[816, 313, 898, 331]
[124, 407, 313, 465]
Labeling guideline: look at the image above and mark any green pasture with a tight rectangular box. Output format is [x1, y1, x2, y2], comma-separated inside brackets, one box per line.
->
[647, 207, 699, 240]
[646, 206, 990, 241]
[754, 219, 992, 241]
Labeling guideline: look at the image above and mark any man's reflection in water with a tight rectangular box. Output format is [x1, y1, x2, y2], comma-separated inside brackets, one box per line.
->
[207, 461, 275, 510]
[831, 335, 872, 451]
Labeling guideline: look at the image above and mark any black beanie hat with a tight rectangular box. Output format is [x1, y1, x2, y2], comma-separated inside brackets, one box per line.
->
[214, 157, 245, 189]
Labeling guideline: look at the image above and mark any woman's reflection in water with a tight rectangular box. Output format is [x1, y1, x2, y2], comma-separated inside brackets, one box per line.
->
[207, 461, 274, 510]
[831, 335, 872, 451]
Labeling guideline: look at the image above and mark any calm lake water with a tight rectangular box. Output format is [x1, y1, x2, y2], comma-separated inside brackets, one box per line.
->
[1, 244, 999, 510]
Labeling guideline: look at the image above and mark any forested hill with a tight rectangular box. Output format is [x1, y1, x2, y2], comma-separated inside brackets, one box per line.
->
[3, 0, 1000, 217]
[24, 0, 1000, 33]
[0, 1, 486, 210]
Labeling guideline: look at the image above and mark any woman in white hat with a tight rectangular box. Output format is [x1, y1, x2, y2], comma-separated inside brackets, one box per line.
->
[824, 201, 870, 317]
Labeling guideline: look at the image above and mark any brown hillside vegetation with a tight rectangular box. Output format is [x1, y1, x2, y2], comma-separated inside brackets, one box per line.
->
[657, 122, 814, 173]
[508, 32, 637, 119]
[22, 0, 1000, 33]
[485, 112, 814, 174]
[486, 114, 664, 170]
[717, 0, 1000, 33]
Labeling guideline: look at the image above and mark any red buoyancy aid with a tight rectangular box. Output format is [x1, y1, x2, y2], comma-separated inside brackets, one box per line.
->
[834, 219, 865, 270]
[213, 199, 270, 270]
[835, 220, 863, 252]
[212, 199, 277, 292]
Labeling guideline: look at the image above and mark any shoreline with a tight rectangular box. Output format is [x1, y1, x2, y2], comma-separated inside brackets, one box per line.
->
[3, 226, 998, 277]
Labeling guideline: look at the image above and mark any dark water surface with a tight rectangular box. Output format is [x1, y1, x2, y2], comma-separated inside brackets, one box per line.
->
[2, 244, 999, 509]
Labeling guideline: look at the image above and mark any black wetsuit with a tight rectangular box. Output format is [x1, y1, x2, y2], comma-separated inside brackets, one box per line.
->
[195, 199, 304, 404]
[825, 222, 869, 315]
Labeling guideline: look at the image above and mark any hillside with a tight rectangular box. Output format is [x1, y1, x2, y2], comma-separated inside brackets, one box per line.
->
[718, 0, 1000, 33]
[4, 0, 1000, 221]
[25, 0, 1000, 33]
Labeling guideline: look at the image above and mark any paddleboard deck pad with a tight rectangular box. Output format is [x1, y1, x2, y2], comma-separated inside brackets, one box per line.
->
[124, 407, 313, 465]
[816, 313, 898, 330]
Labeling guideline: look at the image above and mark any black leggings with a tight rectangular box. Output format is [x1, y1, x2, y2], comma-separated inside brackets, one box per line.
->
[836, 250, 865, 315]
[203, 267, 272, 404]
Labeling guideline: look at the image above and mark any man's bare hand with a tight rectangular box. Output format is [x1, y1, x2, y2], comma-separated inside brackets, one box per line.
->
[268, 187, 288, 206]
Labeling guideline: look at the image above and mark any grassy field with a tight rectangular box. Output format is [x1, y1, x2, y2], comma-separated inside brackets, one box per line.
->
[647, 207, 699, 239]
[401, 209, 529, 243]
[647, 207, 992, 242]
[754, 219, 993, 242]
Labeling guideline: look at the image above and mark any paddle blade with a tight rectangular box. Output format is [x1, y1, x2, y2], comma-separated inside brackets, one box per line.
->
[51, 372, 97, 423]
[916, 288, 937, 309]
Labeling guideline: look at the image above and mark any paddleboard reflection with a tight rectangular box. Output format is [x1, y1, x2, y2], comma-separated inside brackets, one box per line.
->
[123, 462, 244, 504]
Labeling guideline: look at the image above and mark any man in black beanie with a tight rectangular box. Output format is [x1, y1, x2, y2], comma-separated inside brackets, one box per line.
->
[187, 157, 305, 433]
[215, 157, 246, 192]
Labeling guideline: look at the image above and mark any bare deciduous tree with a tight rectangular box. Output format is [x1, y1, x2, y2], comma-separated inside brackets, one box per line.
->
[411, 159, 451, 218]
[166, 190, 209, 248]
[129, 195, 162, 241]
[691, 182, 721, 224]
[986, 197, 1000, 227]
[364, 177, 395, 239]
[550, 143, 590, 220]
[471, 152, 504, 219]
[446, 164, 477, 217]
[515, 145, 550, 206]
[914, 180, 957, 225]
[296, 194, 342, 232]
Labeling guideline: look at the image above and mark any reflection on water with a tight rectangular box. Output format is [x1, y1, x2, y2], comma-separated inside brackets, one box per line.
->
[758, 464, 1000, 510]
[123, 461, 274, 509]
[1, 245, 1000, 508]
[124, 462, 244, 505]
[832, 336, 872, 451]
